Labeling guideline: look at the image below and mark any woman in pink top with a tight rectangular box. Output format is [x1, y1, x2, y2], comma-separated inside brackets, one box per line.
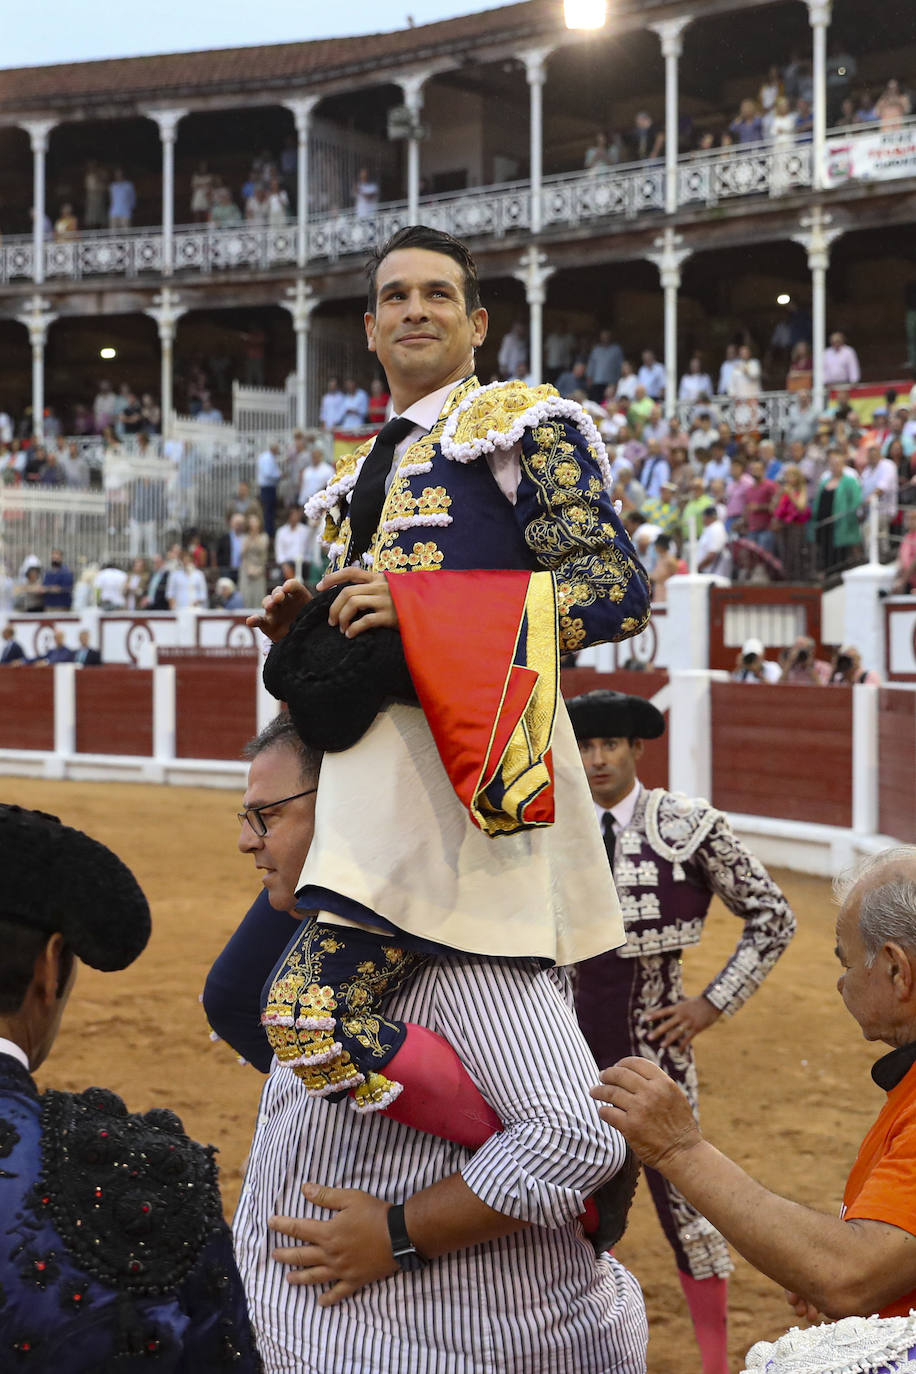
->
[772, 463, 811, 581]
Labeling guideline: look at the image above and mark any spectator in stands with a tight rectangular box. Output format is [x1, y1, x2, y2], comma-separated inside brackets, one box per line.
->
[108, 169, 136, 229]
[696, 503, 730, 576]
[125, 557, 149, 610]
[586, 330, 623, 402]
[717, 343, 738, 395]
[641, 404, 667, 447]
[687, 412, 716, 464]
[214, 576, 244, 611]
[93, 379, 117, 434]
[83, 159, 107, 228]
[275, 505, 309, 572]
[498, 322, 528, 381]
[642, 480, 679, 538]
[637, 349, 665, 401]
[779, 634, 831, 684]
[227, 479, 262, 523]
[167, 549, 207, 611]
[759, 439, 783, 481]
[744, 457, 779, 552]
[338, 378, 369, 430]
[649, 533, 685, 601]
[640, 441, 671, 502]
[367, 377, 390, 427]
[14, 565, 45, 613]
[239, 513, 269, 609]
[554, 359, 587, 399]
[861, 442, 900, 516]
[828, 644, 881, 685]
[728, 343, 762, 399]
[1, 625, 25, 664]
[190, 161, 215, 222]
[54, 203, 78, 239]
[702, 440, 731, 487]
[256, 442, 282, 539]
[42, 549, 74, 611]
[74, 629, 102, 666]
[245, 185, 270, 224]
[616, 360, 639, 401]
[544, 319, 577, 383]
[210, 186, 243, 226]
[318, 377, 346, 430]
[628, 111, 661, 161]
[584, 132, 611, 172]
[141, 553, 171, 610]
[195, 391, 223, 425]
[823, 331, 861, 386]
[772, 464, 812, 581]
[39, 449, 65, 487]
[678, 354, 713, 404]
[786, 389, 818, 445]
[815, 448, 863, 575]
[729, 99, 764, 144]
[217, 513, 247, 579]
[353, 167, 380, 219]
[31, 628, 75, 666]
[732, 637, 781, 683]
[876, 78, 911, 123]
[794, 97, 814, 140]
[266, 176, 291, 225]
[60, 439, 90, 487]
[759, 65, 784, 114]
[94, 561, 129, 611]
[681, 476, 715, 545]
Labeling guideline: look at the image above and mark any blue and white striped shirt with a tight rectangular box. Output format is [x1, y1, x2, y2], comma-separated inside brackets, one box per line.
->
[233, 957, 647, 1373]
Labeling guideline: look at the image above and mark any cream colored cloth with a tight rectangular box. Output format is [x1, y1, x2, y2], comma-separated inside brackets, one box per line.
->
[297, 697, 624, 966]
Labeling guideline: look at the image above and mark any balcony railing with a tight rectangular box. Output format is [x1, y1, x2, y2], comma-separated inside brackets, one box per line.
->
[2, 119, 913, 285]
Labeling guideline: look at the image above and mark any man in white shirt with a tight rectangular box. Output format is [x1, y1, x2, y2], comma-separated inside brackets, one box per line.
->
[732, 636, 782, 682]
[678, 356, 714, 404]
[497, 321, 528, 380]
[319, 378, 347, 430]
[727, 344, 761, 399]
[94, 561, 129, 611]
[544, 320, 577, 382]
[338, 378, 369, 430]
[822, 331, 861, 386]
[695, 505, 731, 576]
[353, 167, 379, 219]
[637, 349, 666, 400]
[717, 344, 738, 396]
[257, 442, 282, 539]
[166, 551, 207, 610]
[274, 505, 309, 572]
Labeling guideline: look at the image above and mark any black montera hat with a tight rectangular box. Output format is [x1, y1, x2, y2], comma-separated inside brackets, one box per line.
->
[262, 584, 418, 753]
[566, 689, 665, 742]
[0, 805, 151, 970]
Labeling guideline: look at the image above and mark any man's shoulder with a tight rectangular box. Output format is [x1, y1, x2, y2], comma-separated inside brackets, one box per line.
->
[441, 379, 606, 463]
[38, 1085, 223, 1295]
[642, 788, 726, 858]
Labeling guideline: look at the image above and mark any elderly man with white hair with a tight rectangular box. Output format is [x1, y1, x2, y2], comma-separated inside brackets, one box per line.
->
[592, 847, 916, 1325]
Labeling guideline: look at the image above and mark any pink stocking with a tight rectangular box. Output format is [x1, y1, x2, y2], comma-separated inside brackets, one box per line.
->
[678, 1271, 730, 1374]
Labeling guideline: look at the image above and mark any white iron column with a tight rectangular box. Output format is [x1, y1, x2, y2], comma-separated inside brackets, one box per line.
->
[650, 17, 692, 215]
[283, 278, 319, 428]
[20, 120, 55, 287]
[523, 49, 552, 235]
[398, 72, 429, 223]
[514, 246, 555, 385]
[792, 207, 843, 411]
[285, 96, 320, 270]
[807, 0, 831, 190]
[145, 288, 186, 438]
[16, 295, 57, 441]
[145, 108, 187, 276]
[647, 228, 692, 417]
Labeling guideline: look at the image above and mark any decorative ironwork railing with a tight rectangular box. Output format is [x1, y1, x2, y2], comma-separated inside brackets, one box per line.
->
[1, 120, 913, 284]
[673, 390, 802, 439]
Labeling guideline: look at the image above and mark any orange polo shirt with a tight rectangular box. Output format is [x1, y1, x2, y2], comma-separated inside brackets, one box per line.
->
[843, 1050, 916, 1318]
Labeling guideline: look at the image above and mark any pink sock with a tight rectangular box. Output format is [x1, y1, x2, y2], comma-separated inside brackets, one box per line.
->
[380, 1023, 502, 1148]
[678, 1271, 730, 1374]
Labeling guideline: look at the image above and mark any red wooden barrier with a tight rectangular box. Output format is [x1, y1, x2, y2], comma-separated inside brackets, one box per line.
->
[711, 682, 853, 827]
[0, 669, 54, 751]
[708, 585, 828, 673]
[878, 689, 916, 843]
[175, 661, 258, 761]
[561, 667, 669, 790]
[75, 668, 154, 757]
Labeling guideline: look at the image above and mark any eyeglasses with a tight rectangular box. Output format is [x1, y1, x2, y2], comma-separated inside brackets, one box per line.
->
[237, 787, 317, 837]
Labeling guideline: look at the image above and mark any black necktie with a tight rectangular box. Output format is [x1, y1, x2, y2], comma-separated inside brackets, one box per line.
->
[347, 415, 416, 564]
[601, 812, 617, 869]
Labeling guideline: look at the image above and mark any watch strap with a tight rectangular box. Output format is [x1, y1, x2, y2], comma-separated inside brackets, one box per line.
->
[387, 1202, 428, 1270]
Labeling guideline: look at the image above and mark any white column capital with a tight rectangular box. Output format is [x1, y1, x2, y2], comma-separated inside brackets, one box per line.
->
[806, 0, 831, 28]
[19, 118, 56, 154]
[649, 15, 692, 60]
[397, 70, 432, 112]
[16, 294, 57, 347]
[522, 47, 554, 85]
[145, 286, 186, 341]
[513, 245, 555, 306]
[647, 228, 691, 288]
[285, 95, 321, 135]
[792, 208, 843, 269]
[282, 278, 320, 331]
[143, 108, 188, 143]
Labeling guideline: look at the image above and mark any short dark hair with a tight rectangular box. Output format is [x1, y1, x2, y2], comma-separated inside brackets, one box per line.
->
[0, 920, 73, 1015]
[242, 709, 322, 784]
[365, 226, 481, 316]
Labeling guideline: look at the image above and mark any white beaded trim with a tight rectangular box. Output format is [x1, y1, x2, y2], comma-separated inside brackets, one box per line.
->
[742, 1313, 916, 1374]
[381, 513, 453, 532]
[399, 460, 433, 477]
[350, 1079, 404, 1113]
[305, 1072, 366, 1098]
[645, 788, 722, 880]
[439, 380, 615, 492]
[304, 454, 368, 523]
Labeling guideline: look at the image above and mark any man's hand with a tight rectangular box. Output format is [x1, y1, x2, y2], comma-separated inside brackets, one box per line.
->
[245, 579, 312, 642]
[643, 995, 721, 1051]
[590, 1057, 702, 1170]
[784, 1289, 824, 1324]
[269, 1182, 398, 1306]
[317, 568, 399, 639]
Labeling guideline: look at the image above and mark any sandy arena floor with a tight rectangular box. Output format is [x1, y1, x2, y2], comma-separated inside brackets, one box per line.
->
[8, 774, 885, 1373]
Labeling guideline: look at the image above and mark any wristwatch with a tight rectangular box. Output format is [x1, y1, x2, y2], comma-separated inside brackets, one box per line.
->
[386, 1202, 429, 1272]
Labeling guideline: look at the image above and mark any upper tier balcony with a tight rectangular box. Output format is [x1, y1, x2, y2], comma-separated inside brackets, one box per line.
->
[3, 119, 914, 287]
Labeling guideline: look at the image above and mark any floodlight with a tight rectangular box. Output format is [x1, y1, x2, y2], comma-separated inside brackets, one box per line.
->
[100, 347, 117, 359]
[564, 0, 607, 29]
[776, 294, 791, 306]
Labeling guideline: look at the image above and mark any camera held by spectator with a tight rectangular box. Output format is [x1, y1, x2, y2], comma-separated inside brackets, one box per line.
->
[732, 636, 781, 683]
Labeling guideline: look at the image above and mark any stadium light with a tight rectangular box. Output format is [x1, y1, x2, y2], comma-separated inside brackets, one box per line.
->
[100, 347, 117, 359]
[564, 0, 607, 29]
[776, 293, 791, 306]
